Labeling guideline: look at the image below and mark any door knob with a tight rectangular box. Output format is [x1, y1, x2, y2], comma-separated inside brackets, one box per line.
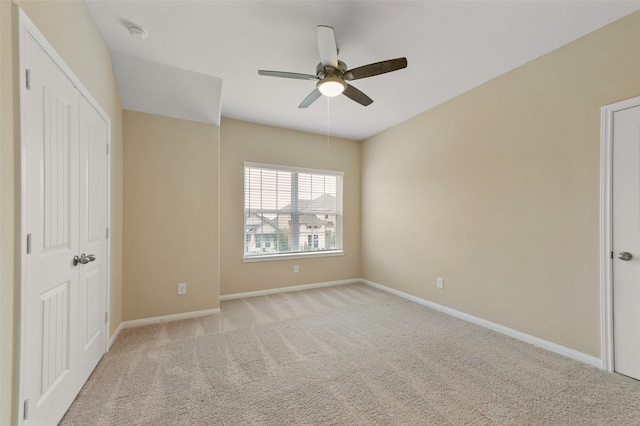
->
[73, 253, 96, 266]
[618, 252, 633, 261]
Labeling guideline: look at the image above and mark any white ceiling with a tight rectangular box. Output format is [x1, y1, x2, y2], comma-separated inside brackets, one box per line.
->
[87, 1, 640, 141]
[111, 52, 223, 124]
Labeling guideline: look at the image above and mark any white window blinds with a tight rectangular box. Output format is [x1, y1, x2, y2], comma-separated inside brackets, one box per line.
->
[244, 162, 344, 258]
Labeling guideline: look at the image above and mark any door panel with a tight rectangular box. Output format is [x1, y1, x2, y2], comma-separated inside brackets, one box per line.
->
[39, 281, 70, 396]
[612, 104, 640, 380]
[82, 268, 102, 346]
[23, 31, 81, 425]
[43, 86, 71, 250]
[77, 95, 108, 382]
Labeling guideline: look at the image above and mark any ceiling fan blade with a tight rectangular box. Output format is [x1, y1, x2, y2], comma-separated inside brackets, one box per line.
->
[299, 89, 322, 108]
[343, 84, 373, 106]
[344, 57, 408, 81]
[317, 25, 338, 68]
[258, 70, 319, 81]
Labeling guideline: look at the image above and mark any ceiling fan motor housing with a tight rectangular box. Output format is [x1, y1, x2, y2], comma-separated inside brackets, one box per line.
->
[316, 60, 349, 80]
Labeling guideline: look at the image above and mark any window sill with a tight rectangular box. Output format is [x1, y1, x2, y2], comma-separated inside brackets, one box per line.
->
[242, 250, 345, 263]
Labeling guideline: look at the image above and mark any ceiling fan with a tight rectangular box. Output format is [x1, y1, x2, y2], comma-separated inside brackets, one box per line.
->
[258, 25, 407, 108]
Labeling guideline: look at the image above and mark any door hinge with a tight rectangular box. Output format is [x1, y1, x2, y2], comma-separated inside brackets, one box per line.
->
[106, 143, 109, 155]
[25, 69, 31, 90]
[106, 227, 109, 239]
[105, 312, 109, 324]
[26, 233, 32, 254]
[611, 251, 614, 259]
[23, 399, 29, 420]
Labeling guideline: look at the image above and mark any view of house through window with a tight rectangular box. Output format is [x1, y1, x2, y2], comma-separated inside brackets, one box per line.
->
[244, 162, 343, 258]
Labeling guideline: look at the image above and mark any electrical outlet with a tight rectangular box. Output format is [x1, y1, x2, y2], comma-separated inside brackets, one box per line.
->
[178, 283, 187, 295]
[437, 277, 444, 289]
[293, 264, 299, 273]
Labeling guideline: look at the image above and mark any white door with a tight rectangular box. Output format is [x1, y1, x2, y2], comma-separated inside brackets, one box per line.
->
[77, 95, 108, 383]
[612, 104, 640, 380]
[22, 29, 108, 425]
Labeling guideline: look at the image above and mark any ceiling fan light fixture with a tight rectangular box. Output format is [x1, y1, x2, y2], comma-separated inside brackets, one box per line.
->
[317, 77, 347, 97]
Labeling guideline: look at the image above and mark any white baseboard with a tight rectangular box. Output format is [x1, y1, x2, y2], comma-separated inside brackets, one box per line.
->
[118, 308, 221, 330]
[361, 279, 602, 369]
[108, 321, 124, 350]
[219, 278, 359, 301]
[110, 279, 601, 369]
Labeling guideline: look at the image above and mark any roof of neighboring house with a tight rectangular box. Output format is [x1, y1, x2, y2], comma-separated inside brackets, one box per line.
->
[281, 194, 337, 212]
[289, 214, 335, 229]
[246, 213, 283, 234]
[298, 215, 326, 228]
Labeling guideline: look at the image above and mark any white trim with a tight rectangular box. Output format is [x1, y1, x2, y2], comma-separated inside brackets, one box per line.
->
[599, 95, 640, 373]
[244, 161, 345, 177]
[18, 8, 29, 423]
[220, 279, 358, 301]
[217, 112, 221, 312]
[119, 308, 221, 329]
[243, 250, 344, 262]
[104, 103, 112, 355]
[362, 279, 602, 368]
[600, 102, 614, 372]
[108, 322, 124, 349]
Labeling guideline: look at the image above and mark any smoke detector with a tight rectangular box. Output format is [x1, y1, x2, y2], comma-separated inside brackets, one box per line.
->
[128, 25, 148, 40]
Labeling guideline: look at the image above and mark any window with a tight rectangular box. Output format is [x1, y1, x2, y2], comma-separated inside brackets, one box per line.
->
[244, 162, 343, 259]
[307, 234, 319, 249]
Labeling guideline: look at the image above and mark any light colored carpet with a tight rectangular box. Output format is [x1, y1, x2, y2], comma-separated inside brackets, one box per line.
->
[60, 283, 640, 425]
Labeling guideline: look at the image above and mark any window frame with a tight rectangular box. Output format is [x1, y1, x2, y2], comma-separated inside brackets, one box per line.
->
[243, 162, 344, 262]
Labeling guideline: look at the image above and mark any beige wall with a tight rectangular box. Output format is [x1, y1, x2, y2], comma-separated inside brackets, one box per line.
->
[123, 110, 219, 320]
[220, 118, 361, 295]
[0, 1, 124, 424]
[361, 11, 640, 358]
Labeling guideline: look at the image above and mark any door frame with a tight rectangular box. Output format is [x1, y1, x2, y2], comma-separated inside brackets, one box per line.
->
[600, 95, 640, 373]
[17, 9, 112, 423]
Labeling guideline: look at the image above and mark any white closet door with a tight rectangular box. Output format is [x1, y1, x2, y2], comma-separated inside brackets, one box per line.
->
[22, 30, 108, 425]
[77, 95, 108, 383]
[23, 31, 82, 426]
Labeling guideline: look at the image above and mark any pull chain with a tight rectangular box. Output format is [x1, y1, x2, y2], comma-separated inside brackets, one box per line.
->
[326, 97, 331, 148]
